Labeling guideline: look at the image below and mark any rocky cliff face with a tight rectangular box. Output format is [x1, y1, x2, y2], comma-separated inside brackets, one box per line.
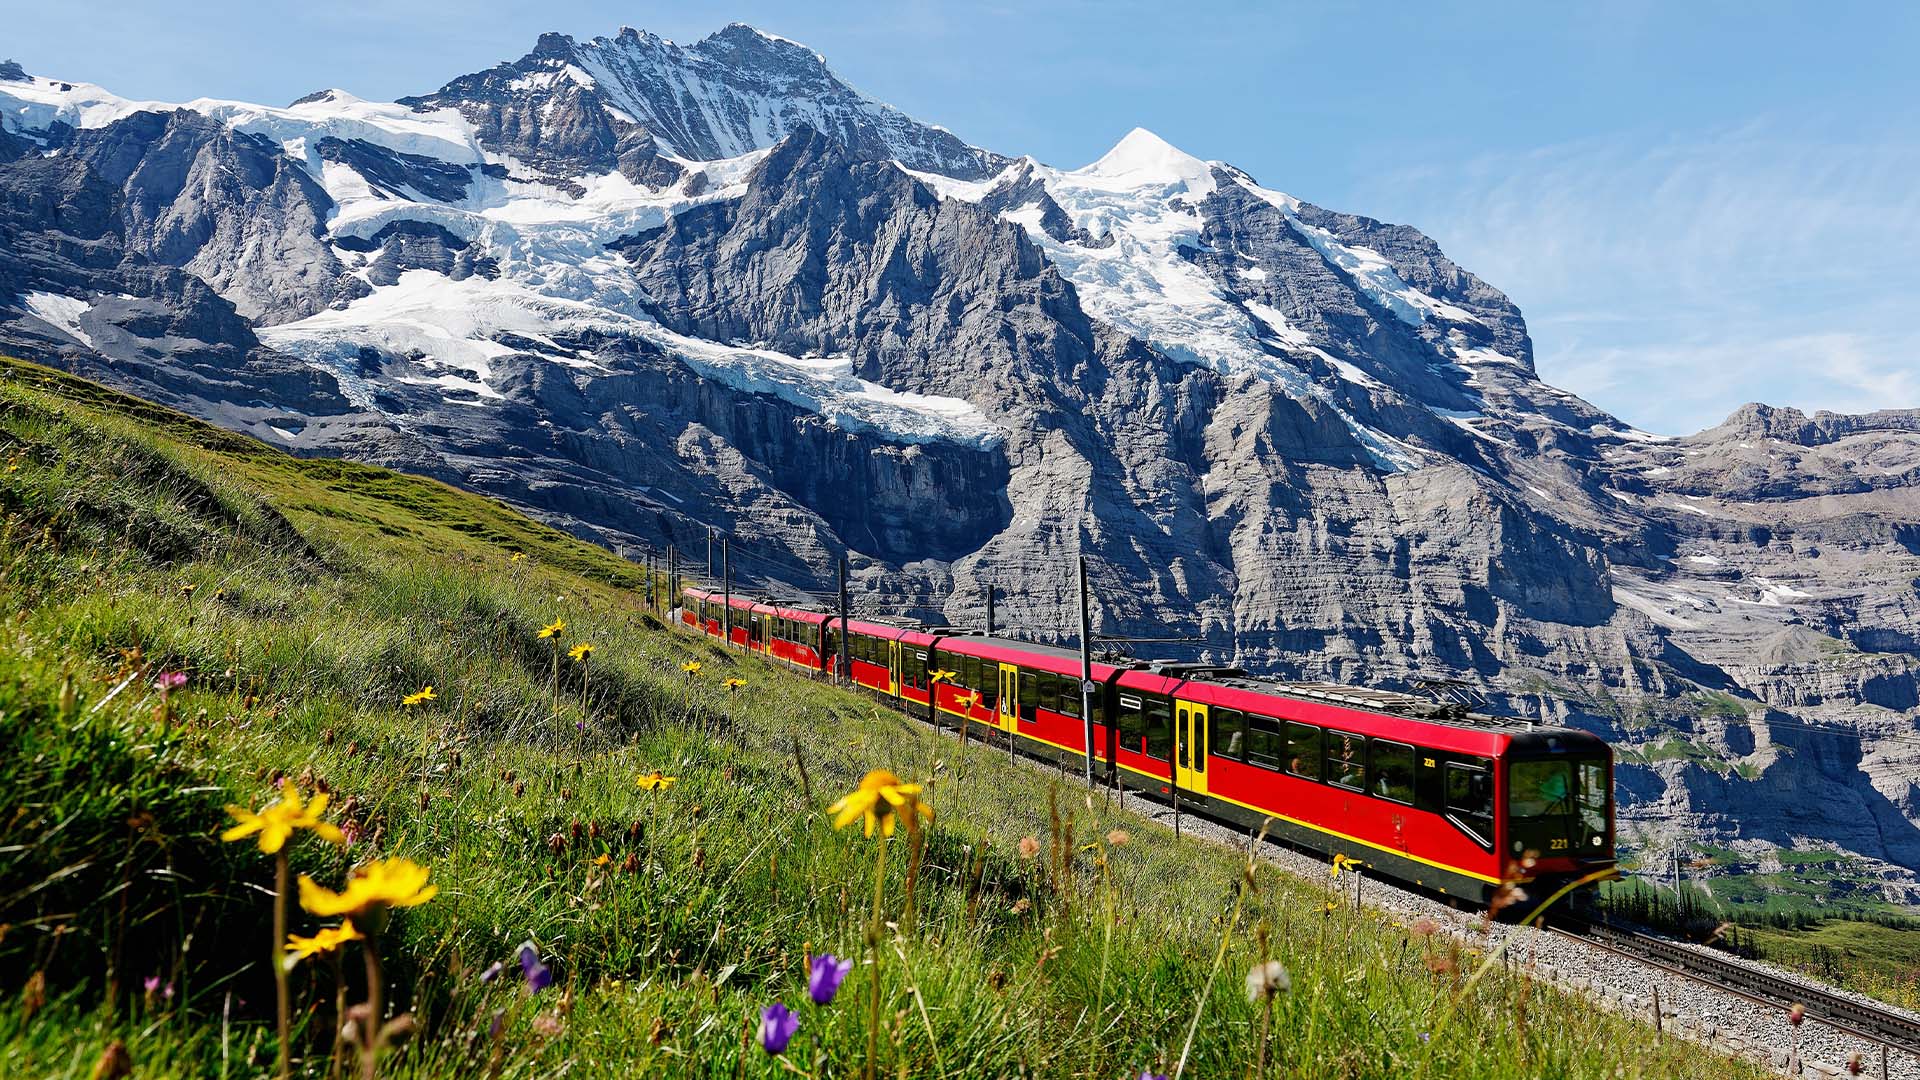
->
[1, 26, 1916, 901]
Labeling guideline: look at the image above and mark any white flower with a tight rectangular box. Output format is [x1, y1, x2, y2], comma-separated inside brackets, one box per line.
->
[1245, 960, 1291, 1002]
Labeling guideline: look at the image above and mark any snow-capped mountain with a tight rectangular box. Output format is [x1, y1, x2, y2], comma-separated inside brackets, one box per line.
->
[2, 29, 1919, 898]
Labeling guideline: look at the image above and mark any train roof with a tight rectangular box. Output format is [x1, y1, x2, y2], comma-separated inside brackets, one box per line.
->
[933, 633, 1130, 679]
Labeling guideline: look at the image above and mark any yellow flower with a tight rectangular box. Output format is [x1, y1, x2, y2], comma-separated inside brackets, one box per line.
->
[636, 771, 679, 791]
[298, 857, 437, 920]
[928, 669, 956, 683]
[223, 781, 346, 854]
[680, 661, 701, 676]
[568, 643, 594, 662]
[592, 853, 610, 866]
[538, 619, 566, 639]
[1322, 899, 1338, 915]
[402, 685, 436, 706]
[1331, 853, 1364, 878]
[509, 552, 526, 563]
[723, 677, 746, 692]
[283, 920, 363, 970]
[827, 769, 933, 839]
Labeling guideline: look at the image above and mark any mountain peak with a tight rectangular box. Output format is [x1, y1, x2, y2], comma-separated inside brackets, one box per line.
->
[1075, 127, 1215, 193]
[0, 60, 27, 83]
[401, 22, 1008, 180]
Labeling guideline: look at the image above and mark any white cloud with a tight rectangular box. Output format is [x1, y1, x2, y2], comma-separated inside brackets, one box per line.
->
[1351, 120, 1920, 434]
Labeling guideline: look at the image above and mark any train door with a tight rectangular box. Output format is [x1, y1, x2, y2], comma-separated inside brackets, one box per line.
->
[888, 640, 902, 696]
[1175, 700, 1209, 796]
[998, 664, 1021, 733]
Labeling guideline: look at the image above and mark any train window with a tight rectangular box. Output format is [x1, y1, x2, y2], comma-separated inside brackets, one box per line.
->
[1018, 671, 1038, 722]
[1578, 759, 1608, 844]
[1283, 722, 1320, 779]
[1510, 760, 1574, 818]
[1117, 695, 1145, 753]
[980, 664, 998, 710]
[1445, 760, 1494, 848]
[1143, 696, 1173, 761]
[958, 655, 977, 694]
[1036, 673, 1058, 715]
[1211, 708, 1245, 761]
[1326, 731, 1366, 791]
[1057, 676, 1081, 718]
[826, 628, 840, 665]
[1370, 741, 1415, 804]
[1245, 716, 1282, 769]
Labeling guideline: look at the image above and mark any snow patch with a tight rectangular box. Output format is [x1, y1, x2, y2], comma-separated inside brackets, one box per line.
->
[18, 291, 94, 346]
[640, 328, 1003, 448]
[1613, 587, 1700, 630]
[1243, 301, 1312, 349]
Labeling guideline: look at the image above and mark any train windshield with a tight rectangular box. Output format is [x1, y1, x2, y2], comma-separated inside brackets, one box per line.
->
[1507, 757, 1609, 858]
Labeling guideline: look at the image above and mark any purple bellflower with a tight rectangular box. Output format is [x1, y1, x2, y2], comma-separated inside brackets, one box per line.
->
[808, 953, 853, 1005]
[757, 1002, 798, 1054]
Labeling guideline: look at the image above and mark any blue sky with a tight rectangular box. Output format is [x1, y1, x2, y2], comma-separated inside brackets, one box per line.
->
[11, 1, 1918, 433]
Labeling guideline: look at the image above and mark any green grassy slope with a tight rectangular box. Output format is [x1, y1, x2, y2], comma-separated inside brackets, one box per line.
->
[0, 356, 1758, 1078]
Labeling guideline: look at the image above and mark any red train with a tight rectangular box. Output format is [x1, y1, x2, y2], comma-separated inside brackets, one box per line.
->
[679, 585, 1615, 903]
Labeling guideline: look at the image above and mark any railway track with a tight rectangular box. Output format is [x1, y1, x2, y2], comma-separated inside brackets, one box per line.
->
[1554, 918, 1920, 1057]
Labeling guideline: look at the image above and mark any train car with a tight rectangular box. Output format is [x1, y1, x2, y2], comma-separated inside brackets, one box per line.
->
[1106, 671, 1611, 902]
[762, 605, 831, 672]
[827, 616, 932, 695]
[681, 586, 834, 671]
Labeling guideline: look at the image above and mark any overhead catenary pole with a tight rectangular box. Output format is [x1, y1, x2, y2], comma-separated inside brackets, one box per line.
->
[985, 582, 996, 637]
[722, 537, 732, 647]
[707, 528, 715, 588]
[667, 545, 677, 614]
[837, 557, 851, 684]
[1078, 555, 1095, 788]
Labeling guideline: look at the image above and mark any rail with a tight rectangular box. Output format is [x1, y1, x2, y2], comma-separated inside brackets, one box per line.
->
[1554, 918, 1920, 1056]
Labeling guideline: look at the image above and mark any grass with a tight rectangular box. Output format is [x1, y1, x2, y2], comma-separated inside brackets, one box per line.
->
[1743, 920, 1920, 1013]
[1687, 691, 1751, 721]
[0, 354, 1767, 1078]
